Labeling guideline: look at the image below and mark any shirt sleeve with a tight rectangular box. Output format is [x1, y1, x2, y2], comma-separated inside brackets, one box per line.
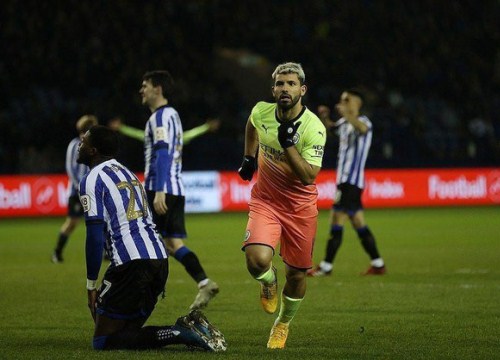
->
[79, 174, 105, 221]
[249, 104, 261, 128]
[300, 120, 327, 167]
[183, 123, 210, 144]
[119, 124, 145, 142]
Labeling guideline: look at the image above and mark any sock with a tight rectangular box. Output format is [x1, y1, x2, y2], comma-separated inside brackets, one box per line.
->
[276, 294, 303, 324]
[55, 233, 69, 253]
[173, 246, 207, 283]
[319, 260, 333, 272]
[255, 265, 276, 285]
[324, 225, 343, 263]
[102, 326, 184, 350]
[198, 278, 209, 288]
[371, 258, 385, 268]
[356, 226, 382, 260]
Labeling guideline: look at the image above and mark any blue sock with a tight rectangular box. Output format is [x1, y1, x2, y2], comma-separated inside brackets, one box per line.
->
[93, 335, 107, 350]
[173, 246, 190, 261]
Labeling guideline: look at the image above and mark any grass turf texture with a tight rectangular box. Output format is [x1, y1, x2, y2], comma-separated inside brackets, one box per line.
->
[0, 207, 499, 359]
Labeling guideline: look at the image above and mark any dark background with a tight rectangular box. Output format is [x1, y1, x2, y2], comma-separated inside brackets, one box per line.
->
[1, 0, 499, 174]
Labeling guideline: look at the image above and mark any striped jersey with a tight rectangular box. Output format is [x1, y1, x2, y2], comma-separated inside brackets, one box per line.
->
[250, 101, 326, 212]
[335, 115, 372, 189]
[144, 105, 184, 195]
[79, 159, 168, 266]
[66, 137, 89, 196]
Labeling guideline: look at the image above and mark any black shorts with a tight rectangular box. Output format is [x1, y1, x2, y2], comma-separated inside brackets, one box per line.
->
[68, 195, 84, 218]
[96, 259, 169, 320]
[332, 183, 364, 215]
[147, 191, 187, 238]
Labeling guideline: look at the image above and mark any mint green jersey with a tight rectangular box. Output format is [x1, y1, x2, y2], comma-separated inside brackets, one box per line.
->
[249, 101, 326, 211]
[250, 101, 326, 168]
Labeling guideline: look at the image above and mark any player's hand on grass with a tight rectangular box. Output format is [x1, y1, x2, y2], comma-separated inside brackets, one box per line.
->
[238, 156, 256, 181]
[154, 192, 168, 215]
[87, 289, 97, 323]
[278, 121, 301, 148]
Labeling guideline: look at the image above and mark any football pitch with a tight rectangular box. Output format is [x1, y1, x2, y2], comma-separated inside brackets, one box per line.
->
[1, 207, 499, 359]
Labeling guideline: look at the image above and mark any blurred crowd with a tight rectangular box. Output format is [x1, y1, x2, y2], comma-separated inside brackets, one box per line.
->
[1, 0, 499, 174]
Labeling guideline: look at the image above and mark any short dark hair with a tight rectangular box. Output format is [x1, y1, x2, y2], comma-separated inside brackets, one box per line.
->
[142, 70, 174, 98]
[345, 87, 365, 103]
[88, 125, 119, 157]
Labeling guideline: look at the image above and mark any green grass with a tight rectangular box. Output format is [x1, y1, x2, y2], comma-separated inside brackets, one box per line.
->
[1, 207, 499, 359]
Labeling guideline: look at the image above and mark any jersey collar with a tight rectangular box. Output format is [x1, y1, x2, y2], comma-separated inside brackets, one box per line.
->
[275, 105, 306, 124]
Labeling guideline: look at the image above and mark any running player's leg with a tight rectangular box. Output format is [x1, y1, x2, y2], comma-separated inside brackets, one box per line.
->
[242, 202, 281, 314]
[351, 210, 385, 274]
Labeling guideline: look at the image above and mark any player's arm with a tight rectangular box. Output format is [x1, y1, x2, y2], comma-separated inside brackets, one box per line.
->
[108, 117, 145, 141]
[244, 117, 259, 157]
[238, 117, 259, 181]
[153, 144, 169, 215]
[85, 220, 105, 322]
[335, 104, 368, 134]
[317, 105, 337, 130]
[66, 142, 80, 187]
[111, 117, 221, 145]
[345, 115, 368, 134]
[283, 147, 321, 185]
[278, 119, 325, 185]
[183, 118, 220, 145]
[118, 123, 145, 141]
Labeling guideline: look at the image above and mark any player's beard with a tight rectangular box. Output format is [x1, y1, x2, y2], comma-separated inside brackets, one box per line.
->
[77, 150, 91, 166]
[277, 93, 301, 111]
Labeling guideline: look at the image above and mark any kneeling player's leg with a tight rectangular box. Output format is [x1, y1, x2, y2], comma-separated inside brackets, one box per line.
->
[97, 315, 189, 350]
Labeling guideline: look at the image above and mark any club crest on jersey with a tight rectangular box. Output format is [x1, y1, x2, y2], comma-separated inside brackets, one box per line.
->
[244, 230, 251, 242]
[155, 127, 167, 141]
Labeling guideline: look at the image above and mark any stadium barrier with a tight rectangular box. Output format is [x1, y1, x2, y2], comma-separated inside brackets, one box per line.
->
[0, 168, 499, 217]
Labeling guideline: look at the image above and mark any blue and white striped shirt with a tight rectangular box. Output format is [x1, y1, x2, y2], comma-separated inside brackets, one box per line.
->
[79, 159, 168, 267]
[144, 105, 184, 195]
[66, 137, 88, 196]
[335, 115, 372, 189]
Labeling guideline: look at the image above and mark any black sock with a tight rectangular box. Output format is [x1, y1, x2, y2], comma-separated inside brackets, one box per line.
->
[104, 326, 184, 350]
[174, 247, 207, 283]
[55, 233, 69, 254]
[324, 225, 343, 263]
[357, 226, 381, 261]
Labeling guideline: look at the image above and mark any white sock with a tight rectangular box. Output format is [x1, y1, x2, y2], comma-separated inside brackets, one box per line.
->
[198, 278, 209, 288]
[371, 258, 384, 268]
[319, 261, 333, 272]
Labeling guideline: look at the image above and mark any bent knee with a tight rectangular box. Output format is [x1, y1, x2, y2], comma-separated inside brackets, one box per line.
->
[245, 246, 273, 275]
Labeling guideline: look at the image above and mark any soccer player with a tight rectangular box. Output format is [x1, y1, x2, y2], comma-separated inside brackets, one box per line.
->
[51, 114, 98, 263]
[108, 116, 221, 145]
[238, 62, 326, 349]
[140, 70, 219, 310]
[307, 89, 386, 277]
[77, 125, 226, 351]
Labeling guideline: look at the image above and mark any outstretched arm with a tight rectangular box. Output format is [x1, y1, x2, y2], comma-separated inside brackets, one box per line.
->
[118, 123, 145, 141]
[110, 118, 221, 144]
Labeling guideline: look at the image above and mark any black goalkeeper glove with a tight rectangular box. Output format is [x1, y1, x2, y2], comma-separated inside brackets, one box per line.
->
[278, 121, 302, 148]
[238, 155, 256, 181]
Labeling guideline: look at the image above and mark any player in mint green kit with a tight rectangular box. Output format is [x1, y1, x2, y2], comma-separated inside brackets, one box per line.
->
[238, 62, 326, 349]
